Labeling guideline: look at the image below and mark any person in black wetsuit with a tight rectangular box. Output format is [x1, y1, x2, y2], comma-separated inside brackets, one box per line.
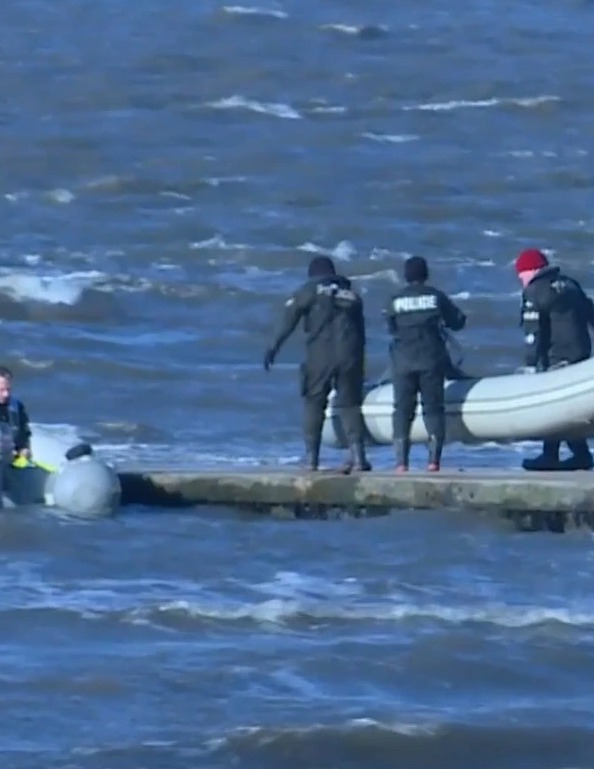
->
[0, 365, 31, 462]
[515, 248, 594, 471]
[263, 256, 370, 473]
[385, 256, 466, 472]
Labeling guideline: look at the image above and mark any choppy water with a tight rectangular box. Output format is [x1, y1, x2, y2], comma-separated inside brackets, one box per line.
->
[2, 0, 594, 766]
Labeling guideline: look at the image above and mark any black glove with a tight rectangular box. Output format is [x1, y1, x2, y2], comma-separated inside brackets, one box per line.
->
[263, 347, 276, 371]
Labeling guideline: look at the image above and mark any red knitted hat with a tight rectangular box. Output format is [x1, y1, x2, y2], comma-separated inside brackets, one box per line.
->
[515, 249, 548, 274]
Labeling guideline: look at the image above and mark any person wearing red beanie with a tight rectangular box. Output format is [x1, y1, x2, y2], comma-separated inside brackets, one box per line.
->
[515, 249, 594, 470]
[515, 248, 549, 277]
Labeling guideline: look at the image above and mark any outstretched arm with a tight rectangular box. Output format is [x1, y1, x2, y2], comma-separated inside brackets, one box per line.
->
[270, 294, 306, 352]
[264, 288, 309, 369]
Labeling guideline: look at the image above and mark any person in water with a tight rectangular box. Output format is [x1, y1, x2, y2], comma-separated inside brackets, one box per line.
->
[385, 256, 466, 472]
[0, 366, 32, 462]
[515, 248, 594, 471]
[263, 256, 371, 473]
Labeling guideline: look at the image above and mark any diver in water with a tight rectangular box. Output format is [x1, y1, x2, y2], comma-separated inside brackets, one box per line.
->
[0, 366, 31, 463]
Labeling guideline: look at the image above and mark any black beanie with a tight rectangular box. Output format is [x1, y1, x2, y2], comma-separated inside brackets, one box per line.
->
[308, 256, 336, 278]
[404, 255, 428, 283]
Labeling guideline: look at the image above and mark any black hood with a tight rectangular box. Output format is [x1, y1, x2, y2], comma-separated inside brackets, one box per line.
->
[308, 256, 337, 278]
[404, 256, 428, 284]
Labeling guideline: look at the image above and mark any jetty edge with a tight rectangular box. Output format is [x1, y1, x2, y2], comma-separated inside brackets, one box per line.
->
[117, 467, 594, 530]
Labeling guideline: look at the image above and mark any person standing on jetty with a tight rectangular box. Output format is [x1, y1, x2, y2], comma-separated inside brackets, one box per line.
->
[385, 256, 466, 473]
[263, 256, 371, 473]
[515, 248, 594, 471]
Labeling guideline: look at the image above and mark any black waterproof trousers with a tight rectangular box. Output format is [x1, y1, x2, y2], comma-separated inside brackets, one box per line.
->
[392, 364, 445, 467]
[523, 359, 593, 470]
[300, 360, 369, 470]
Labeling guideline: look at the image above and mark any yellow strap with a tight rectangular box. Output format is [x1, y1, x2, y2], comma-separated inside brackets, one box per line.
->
[33, 460, 56, 473]
[11, 456, 56, 473]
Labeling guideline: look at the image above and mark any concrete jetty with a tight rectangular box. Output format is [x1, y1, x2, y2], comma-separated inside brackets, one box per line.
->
[118, 467, 594, 531]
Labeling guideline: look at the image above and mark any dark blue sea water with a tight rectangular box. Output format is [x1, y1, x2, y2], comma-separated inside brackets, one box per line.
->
[2, 0, 594, 766]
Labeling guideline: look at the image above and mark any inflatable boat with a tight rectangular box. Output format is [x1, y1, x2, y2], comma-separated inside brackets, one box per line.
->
[2, 431, 120, 516]
[322, 357, 594, 447]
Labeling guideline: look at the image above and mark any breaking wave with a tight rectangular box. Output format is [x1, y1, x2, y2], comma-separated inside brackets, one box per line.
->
[403, 95, 560, 112]
[205, 95, 302, 119]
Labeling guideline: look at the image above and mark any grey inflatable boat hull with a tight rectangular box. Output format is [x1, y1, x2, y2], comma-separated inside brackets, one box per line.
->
[322, 358, 594, 447]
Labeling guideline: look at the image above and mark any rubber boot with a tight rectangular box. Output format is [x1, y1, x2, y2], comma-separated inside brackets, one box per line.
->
[561, 440, 594, 471]
[341, 444, 372, 474]
[303, 400, 325, 471]
[394, 437, 410, 473]
[522, 440, 561, 471]
[339, 407, 372, 473]
[350, 441, 372, 473]
[427, 435, 443, 472]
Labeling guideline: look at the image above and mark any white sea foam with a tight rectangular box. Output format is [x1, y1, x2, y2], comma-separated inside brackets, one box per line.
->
[189, 234, 249, 251]
[461, 258, 496, 266]
[362, 132, 419, 144]
[321, 23, 360, 34]
[134, 598, 594, 630]
[503, 148, 589, 159]
[321, 23, 389, 36]
[92, 442, 302, 468]
[150, 573, 594, 630]
[4, 191, 29, 203]
[223, 5, 288, 19]
[18, 357, 54, 370]
[83, 174, 126, 191]
[22, 253, 42, 266]
[404, 94, 560, 112]
[297, 240, 356, 261]
[3, 565, 593, 632]
[207, 718, 437, 752]
[159, 190, 192, 201]
[30, 422, 83, 468]
[43, 188, 76, 204]
[309, 105, 347, 115]
[202, 175, 248, 187]
[205, 95, 301, 119]
[0, 270, 104, 305]
[353, 268, 400, 284]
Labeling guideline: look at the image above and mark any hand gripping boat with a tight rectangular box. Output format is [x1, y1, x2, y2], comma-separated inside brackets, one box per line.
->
[322, 358, 594, 447]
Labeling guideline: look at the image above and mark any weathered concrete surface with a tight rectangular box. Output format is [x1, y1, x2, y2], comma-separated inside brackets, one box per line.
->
[118, 467, 594, 529]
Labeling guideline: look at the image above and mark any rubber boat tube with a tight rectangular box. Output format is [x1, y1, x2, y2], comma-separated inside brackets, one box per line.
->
[322, 357, 594, 447]
[3, 440, 120, 516]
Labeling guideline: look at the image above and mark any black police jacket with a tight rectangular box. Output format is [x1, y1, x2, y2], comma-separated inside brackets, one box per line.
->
[520, 266, 594, 369]
[268, 274, 365, 368]
[385, 281, 466, 372]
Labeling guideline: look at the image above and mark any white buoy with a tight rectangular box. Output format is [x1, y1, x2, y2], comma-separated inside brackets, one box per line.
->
[46, 443, 121, 517]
